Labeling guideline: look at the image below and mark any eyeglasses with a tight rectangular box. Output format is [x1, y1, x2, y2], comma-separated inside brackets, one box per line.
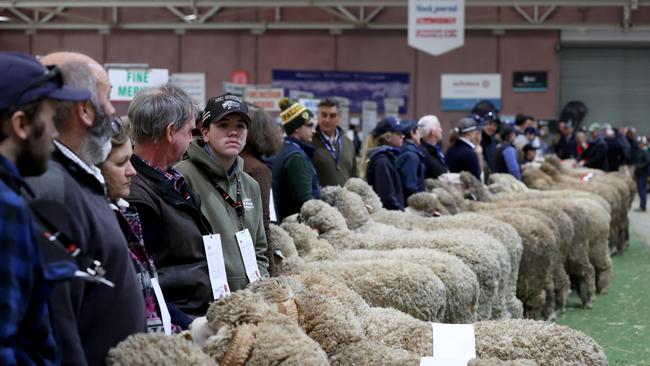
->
[111, 117, 123, 137]
[11, 65, 63, 108]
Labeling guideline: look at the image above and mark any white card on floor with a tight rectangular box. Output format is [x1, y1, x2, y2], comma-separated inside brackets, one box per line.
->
[428, 322, 476, 366]
[203, 234, 230, 300]
[150, 277, 172, 335]
[235, 228, 261, 283]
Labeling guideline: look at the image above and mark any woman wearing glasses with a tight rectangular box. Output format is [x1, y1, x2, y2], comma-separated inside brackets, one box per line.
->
[99, 117, 190, 333]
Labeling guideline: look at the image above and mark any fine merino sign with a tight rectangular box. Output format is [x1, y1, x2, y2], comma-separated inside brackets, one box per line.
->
[441, 74, 502, 111]
[408, 0, 465, 56]
[513, 71, 548, 92]
[109, 68, 169, 101]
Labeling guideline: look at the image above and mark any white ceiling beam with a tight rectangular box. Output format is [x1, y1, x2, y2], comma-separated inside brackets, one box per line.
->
[538, 5, 557, 23]
[514, 5, 535, 23]
[335, 6, 360, 23]
[198, 5, 221, 23]
[7, 7, 33, 23]
[364, 6, 384, 23]
[166, 6, 191, 23]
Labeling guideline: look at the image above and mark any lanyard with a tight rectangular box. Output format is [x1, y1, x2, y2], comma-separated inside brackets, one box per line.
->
[319, 130, 342, 170]
[215, 176, 245, 229]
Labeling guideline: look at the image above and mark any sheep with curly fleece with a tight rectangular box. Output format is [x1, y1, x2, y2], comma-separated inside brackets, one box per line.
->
[277, 222, 448, 322]
[337, 181, 523, 319]
[299, 199, 509, 321]
[247, 276, 421, 365]
[468, 358, 538, 366]
[250, 274, 607, 366]
[487, 173, 529, 194]
[201, 289, 329, 365]
[106, 334, 214, 366]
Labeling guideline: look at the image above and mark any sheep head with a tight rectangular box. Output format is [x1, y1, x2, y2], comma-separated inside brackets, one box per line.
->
[321, 185, 370, 229]
[299, 199, 349, 234]
[344, 178, 383, 213]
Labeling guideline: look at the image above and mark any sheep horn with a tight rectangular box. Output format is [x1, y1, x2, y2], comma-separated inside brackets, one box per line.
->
[220, 323, 256, 366]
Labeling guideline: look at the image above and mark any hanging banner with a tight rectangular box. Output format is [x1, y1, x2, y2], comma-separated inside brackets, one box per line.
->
[272, 70, 409, 114]
[408, 0, 465, 57]
[108, 68, 169, 101]
[170, 73, 206, 109]
[441, 73, 501, 111]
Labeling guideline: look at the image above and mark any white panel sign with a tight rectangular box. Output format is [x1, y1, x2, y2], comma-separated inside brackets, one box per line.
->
[441, 73, 502, 111]
[361, 101, 378, 134]
[289, 90, 315, 100]
[109, 68, 169, 101]
[331, 96, 350, 127]
[244, 88, 284, 112]
[408, 0, 465, 56]
[298, 98, 321, 117]
[170, 73, 206, 109]
[223, 81, 246, 96]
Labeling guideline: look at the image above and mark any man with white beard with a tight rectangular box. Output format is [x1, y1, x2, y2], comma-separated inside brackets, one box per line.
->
[25, 52, 145, 366]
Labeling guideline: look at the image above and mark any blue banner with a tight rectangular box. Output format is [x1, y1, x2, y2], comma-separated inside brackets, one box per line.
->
[272, 70, 410, 114]
[441, 98, 502, 111]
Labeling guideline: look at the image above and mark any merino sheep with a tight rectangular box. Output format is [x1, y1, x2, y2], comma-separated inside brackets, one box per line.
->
[338, 181, 523, 319]
[202, 289, 329, 365]
[278, 221, 448, 322]
[299, 199, 509, 321]
[106, 333, 214, 366]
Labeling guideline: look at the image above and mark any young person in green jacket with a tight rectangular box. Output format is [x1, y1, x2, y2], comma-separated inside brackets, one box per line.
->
[176, 93, 270, 292]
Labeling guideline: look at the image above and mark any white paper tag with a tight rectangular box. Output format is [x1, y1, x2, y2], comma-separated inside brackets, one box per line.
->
[150, 277, 172, 335]
[235, 228, 261, 283]
[269, 189, 278, 222]
[425, 322, 476, 366]
[203, 234, 230, 299]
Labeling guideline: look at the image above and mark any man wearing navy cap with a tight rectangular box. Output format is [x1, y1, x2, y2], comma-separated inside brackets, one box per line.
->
[25, 52, 146, 366]
[0, 51, 90, 365]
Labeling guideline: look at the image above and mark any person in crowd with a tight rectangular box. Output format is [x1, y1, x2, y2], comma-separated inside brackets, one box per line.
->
[311, 98, 357, 187]
[417, 114, 448, 179]
[575, 128, 588, 157]
[513, 114, 535, 148]
[127, 84, 214, 316]
[362, 116, 406, 210]
[176, 94, 270, 291]
[494, 124, 522, 180]
[24, 51, 145, 366]
[555, 121, 578, 159]
[240, 104, 283, 276]
[446, 117, 482, 181]
[604, 126, 627, 172]
[0, 51, 91, 365]
[626, 127, 638, 165]
[538, 120, 552, 153]
[579, 123, 609, 171]
[99, 117, 191, 333]
[272, 98, 321, 221]
[634, 136, 650, 212]
[524, 127, 545, 158]
[397, 120, 426, 200]
[522, 143, 537, 164]
[346, 118, 363, 156]
[478, 113, 499, 176]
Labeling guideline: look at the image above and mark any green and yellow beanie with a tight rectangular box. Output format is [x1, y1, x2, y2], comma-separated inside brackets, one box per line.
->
[279, 97, 313, 136]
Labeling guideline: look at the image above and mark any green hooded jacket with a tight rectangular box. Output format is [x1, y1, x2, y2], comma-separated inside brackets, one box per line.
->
[176, 139, 270, 292]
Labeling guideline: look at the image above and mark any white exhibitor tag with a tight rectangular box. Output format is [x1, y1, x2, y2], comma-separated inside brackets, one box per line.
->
[235, 229, 261, 283]
[421, 323, 476, 366]
[203, 234, 230, 299]
[150, 277, 172, 335]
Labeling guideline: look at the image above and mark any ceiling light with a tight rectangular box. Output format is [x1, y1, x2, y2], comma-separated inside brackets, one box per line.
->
[183, 14, 197, 21]
[0, 16, 11, 22]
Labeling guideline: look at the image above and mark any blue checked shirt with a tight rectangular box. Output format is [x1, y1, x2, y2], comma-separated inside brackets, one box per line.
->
[0, 154, 58, 365]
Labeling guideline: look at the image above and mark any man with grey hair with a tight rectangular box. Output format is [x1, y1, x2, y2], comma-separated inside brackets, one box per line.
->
[127, 83, 214, 317]
[417, 114, 448, 179]
[25, 52, 145, 365]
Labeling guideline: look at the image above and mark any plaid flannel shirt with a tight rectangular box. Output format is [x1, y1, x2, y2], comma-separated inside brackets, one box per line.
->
[0, 154, 57, 366]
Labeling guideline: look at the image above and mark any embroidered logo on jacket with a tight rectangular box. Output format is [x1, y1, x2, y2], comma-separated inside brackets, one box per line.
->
[243, 198, 255, 210]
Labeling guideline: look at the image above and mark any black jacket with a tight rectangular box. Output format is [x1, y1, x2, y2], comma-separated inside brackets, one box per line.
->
[367, 146, 404, 210]
[127, 155, 213, 316]
[26, 147, 145, 366]
[446, 139, 481, 181]
[420, 139, 449, 179]
[635, 148, 650, 177]
[580, 138, 609, 171]
[480, 131, 498, 173]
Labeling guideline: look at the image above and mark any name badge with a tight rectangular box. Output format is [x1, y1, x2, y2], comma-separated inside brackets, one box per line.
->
[150, 277, 172, 335]
[202, 234, 230, 299]
[235, 228, 261, 283]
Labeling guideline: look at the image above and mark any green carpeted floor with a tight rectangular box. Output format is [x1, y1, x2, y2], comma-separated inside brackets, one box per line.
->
[556, 231, 650, 366]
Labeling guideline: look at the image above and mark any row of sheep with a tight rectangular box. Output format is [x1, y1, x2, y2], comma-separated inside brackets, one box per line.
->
[107, 273, 607, 366]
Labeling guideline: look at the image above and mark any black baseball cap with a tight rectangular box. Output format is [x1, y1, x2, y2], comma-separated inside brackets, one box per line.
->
[0, 52, 91, 110]
[201, 93, 251, 128]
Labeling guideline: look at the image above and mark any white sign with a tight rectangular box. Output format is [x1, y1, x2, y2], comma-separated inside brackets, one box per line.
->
[202, 234, 230, 300]
[408, 0, 465, 57]
[109, 68, 169, 101]
[170, 73, 206, 109]
[383, 98, 403, 119]
[361, 101, 378, 134]
[441, 73, 501, 111]
[331, 96, 350, 127]
[244, 88, 284, 111]
[420, 323, 476, 366]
